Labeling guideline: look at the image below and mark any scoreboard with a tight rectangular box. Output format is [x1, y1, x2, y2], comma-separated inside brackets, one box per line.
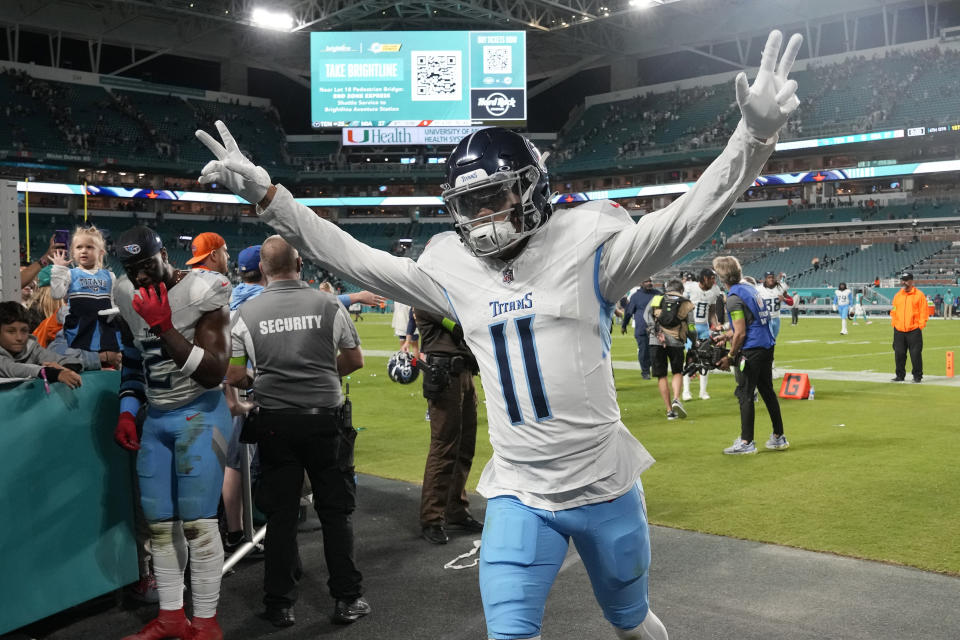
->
[310, 30, 526, 127]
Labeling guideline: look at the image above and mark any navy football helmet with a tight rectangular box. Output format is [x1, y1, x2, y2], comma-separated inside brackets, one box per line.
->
[387, 351, 420, 384]
[441, 127, 553, 258]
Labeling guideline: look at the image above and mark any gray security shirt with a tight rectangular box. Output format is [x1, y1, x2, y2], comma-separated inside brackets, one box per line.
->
[231, 279, 360, 410]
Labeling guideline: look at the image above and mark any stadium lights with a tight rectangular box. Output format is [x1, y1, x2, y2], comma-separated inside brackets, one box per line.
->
[251, 7, 294, 31]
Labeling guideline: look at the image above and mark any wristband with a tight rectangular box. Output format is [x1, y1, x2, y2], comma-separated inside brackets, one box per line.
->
[179, 345, 206, 377]
[39, 367, 53, 394]
[120, 395, 142, 416]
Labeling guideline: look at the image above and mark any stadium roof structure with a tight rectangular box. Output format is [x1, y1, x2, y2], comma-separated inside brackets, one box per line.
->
[0, 0, 952, 94]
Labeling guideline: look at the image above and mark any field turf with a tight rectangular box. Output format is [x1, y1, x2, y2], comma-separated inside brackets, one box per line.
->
[346, 312, 960, 575]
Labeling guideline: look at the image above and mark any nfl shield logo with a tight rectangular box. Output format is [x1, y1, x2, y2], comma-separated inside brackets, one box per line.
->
[502, 268, 514, 284]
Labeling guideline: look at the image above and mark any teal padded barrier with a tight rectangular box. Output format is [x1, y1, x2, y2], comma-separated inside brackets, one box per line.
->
[0, 371, 138, 635]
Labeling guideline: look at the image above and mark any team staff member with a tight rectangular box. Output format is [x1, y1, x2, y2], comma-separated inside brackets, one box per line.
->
[713, 256, 789, 455]
[226, 236, 369, 628]
[414, 308, 483, 545]
[890, 272, 928, 383]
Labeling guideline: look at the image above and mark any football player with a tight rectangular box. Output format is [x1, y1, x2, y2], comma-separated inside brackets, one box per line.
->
[113, 226, 232, 640]
[682, 268, 723, 400]
[852, 288, 871, 325]
[196, 29, 802, 640]
[756, 271, 792, 376]
[834, 282, 853, 334]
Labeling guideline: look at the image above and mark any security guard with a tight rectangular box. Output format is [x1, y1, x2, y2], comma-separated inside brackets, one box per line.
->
[414, 308, 483, 544]
[226, 235, 369, 628]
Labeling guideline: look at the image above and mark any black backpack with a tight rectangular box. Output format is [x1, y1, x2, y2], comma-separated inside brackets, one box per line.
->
[656, 295, 684, 329]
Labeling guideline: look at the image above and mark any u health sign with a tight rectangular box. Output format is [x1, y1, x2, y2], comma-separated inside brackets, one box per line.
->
[311, 31, 526, 127]
[342, 126, 487, 146]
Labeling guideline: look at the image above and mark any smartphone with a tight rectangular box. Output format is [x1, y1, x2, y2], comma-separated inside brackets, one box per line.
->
[54, 229, 70, 249]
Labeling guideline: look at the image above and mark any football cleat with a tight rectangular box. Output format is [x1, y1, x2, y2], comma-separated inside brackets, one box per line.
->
[188, 615, 223, 640]
[121, 608, 191, 640]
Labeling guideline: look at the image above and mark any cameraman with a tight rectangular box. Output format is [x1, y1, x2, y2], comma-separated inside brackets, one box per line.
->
[712, 256, 789, 455]
[226, 236, 369, 628]
[414, 308, 483, 545]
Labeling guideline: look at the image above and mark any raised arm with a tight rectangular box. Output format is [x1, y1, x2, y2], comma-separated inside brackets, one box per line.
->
[194, 122, 450, 315]
[599, 31, 802, 300]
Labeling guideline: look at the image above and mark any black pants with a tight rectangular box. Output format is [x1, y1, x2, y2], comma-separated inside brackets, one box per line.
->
[635, 335, 651, 376]
[893, 329, 923, 380]
[255, 411, 362, 607]
[791, 306, 800, 324]
[734, 347, 784, 443]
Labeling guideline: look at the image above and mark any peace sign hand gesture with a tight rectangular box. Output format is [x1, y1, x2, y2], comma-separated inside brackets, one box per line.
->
[736, 30, 803, 141]
[195, 120, 272, 205]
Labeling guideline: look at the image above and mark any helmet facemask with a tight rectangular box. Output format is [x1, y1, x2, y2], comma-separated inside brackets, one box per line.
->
[442, 165, 546, 259]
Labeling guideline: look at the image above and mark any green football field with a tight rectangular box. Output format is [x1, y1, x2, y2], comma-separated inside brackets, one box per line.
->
[345, 312, 960, 575]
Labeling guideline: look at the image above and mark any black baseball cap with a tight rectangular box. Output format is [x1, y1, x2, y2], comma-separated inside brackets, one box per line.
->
[764, 271, 776, 277]
[699, 268, 717, 279]
[900, 272, 914, 281]
[117, 226, 163, 263]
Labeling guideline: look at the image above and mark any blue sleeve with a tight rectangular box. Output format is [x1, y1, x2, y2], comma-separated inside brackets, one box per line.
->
[405, 309, 417, 337]
[117, 319, 145, 408]
[337, 294, 351, 307]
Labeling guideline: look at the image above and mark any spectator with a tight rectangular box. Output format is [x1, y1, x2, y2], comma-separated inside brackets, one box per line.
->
[621, 278, 662, 380]
[226, 236, 369, 628]
[0, 301, 83, 388]
[23, 266, 62, 332]
[414, 308, 483, 545]
[890, 272, 928, 383]
[49, 225, 121, 367]
[643, 279, 695, 420]
[713, 256, 789, 455]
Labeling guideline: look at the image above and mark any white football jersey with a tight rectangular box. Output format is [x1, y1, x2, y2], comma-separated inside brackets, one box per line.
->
[835, 289, 853, 306]
[757, 282, 786, 314]
[687, 283, 723, 324]
[116, 270, 231, 410]
[417, 200, 655, 505]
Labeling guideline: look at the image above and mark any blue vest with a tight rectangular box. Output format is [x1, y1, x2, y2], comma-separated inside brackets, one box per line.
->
[728, 283, 775, 350]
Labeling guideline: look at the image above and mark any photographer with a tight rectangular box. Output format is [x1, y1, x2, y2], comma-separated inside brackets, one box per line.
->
[226, 236, 369, 628]
[712, 256, 789, 455]
[414, 308, 482, 545]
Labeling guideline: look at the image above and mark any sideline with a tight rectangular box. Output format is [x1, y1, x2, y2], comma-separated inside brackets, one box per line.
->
[365, 349, 960, 386]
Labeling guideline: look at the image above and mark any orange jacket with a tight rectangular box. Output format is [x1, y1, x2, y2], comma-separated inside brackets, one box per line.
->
[890, 287, 928, 332]
[32, 312, 63, 348]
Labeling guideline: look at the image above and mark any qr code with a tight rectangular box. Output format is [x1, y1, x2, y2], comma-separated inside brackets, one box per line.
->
[411, 50, 462, 102]
[483, 46, 512, 75]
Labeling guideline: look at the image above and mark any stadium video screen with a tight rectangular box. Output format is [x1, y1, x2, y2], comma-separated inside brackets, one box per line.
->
[310, 30, 526, 127]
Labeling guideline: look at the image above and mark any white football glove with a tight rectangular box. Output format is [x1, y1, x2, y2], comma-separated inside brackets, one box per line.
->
[195, 120, 271, 205]
[735, 30, 803, 141]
